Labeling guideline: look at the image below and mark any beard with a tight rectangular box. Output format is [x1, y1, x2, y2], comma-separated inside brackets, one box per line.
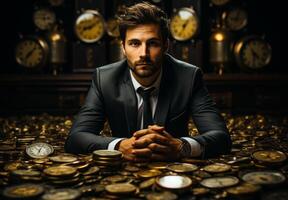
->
[127, 56, 162, 78]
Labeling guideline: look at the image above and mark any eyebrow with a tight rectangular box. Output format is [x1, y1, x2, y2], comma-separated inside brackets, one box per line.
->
[127, 38, 161, 42]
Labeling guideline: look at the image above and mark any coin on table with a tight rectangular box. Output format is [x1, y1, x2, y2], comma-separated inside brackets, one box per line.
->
[49, 153, 78, 163]
[148, 162, 168, 170]
[241, 171, 286, 185]
[252, 150, 287, 165]
[124, 164, 140, 172]
[42, 188, 81, 200]
[200, 176, 239, 188]
[139, 178, 156, 189]
[105, 183, 137, 195]
[225, 182, 261, 195]
[156, 175, 192, 190]
[135, 169, 162, 178]
[146, 191, 178, 200]
[3, 183, 44, 199]
[93, 150, 122, 158]
[203, 163, 231, 173]
[11, 169, 41, 177]
[167, 163, 198, 173]
[82, 166, 100, 176]
[43, 165, 77, 177]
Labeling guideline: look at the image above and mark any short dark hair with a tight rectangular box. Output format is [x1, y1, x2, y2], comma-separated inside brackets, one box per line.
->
[117, 2, 169, 43]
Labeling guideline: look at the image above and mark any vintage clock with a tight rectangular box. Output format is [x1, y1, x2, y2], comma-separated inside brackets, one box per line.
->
[106, 17, 120, 38]
[222, 7, 248, 31]
[33, 8, 56, 31]
[26, 142, 54, 159]
[234, 35, 272, 70]
[170, 7, 199, 41]
[74, 10, 105, 43]
[15, 36, 49, 69]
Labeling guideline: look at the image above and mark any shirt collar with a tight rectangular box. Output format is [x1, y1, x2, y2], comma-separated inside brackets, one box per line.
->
[130, 68, 162, 94]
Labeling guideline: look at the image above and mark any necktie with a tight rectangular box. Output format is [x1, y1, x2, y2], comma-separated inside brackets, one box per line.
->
[137, 87, 155, 129]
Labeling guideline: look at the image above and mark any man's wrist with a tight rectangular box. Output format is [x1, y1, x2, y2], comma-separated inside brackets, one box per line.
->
[178, 138, 192, 158]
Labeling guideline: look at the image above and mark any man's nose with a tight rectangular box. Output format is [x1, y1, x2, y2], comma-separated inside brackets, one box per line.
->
[140, 44, 149, 57]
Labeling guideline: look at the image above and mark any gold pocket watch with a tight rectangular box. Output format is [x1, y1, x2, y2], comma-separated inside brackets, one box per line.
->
[26, 142, 54, 158]
[33, 8, 56, 31]
[170, 7, 199, 41]
[75, 10, 105, 43]
[222, 7, 248, 31]
[15, 36, 49, 68]
[234, 35, 272, 70]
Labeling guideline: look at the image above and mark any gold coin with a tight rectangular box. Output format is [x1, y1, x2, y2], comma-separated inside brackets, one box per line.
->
[49, 154, 78, 163]
[148, 162, 168, 170]
[3, 184, 44, 198]
[124, 164, 140, 172]
[192, 187, 210, 195]
[93, 150, 122, 158]
[252, 150, 287, 164]
[42, 188, 81, 200]
[11, 169, 41, 177]
[135, 169, 162, 178]
[102, 175, 127, 183]
[146, 191, 178, 200]
[82, 166, 100, 176]
[105, 183, 137, 194]
[44, 165, 77, 177]
[203, 163, 231, 173]
[225, 183, 261, 195]
[139, 178, 156, 189]
[156, 175, 192, 190]
[167, 163, 198, 173]
[200, 176, 239, 188]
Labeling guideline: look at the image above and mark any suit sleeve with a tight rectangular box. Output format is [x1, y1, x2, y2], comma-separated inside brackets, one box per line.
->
[65, 69, 118, 154]
[189, 68, 232, 158]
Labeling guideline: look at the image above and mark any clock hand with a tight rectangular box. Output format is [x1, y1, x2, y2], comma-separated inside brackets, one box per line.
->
[25, 47, 36, 59]
[83, 22, 97, 31]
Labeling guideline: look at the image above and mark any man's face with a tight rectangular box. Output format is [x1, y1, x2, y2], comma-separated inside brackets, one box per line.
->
[122, 24, 167, 78]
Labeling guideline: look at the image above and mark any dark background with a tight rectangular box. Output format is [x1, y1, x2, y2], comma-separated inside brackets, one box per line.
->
[0, 0, 286, 74]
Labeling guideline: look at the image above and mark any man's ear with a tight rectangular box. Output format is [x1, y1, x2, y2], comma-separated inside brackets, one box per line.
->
[121, 41, 126, 56]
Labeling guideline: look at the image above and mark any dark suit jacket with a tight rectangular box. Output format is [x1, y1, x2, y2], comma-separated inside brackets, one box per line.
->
[65, 54, 231, 158]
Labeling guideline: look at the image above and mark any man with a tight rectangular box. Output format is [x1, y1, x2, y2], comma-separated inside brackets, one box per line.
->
[65, 2, 231, 161]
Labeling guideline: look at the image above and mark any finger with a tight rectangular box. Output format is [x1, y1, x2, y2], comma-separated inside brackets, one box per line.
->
[148, 143, 170, 153]
[162, 130, 173, 139]
[133, 129, 150, 138]
[134, 134, 170, 148]
[148, 125, 165, 132]
[132, 148, 152, 157]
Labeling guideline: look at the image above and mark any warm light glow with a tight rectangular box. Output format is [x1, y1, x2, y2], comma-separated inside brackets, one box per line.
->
[214, 33, 224, 41]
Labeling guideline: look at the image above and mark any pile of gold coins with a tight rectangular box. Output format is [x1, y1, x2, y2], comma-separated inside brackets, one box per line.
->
[0, 113, 287, 199]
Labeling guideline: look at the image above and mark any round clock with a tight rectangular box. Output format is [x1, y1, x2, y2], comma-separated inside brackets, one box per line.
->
[170, 7, 199, 41]
[26, 142, 54, 159]
[33, 8, 56, 30]
[75, 10, 105, 43]
[222, 7, 248, 31]
[15, 36, 49, 68]
[106, 17, 120, 38]
[210, 0, 230, 6]
[234, 35, 272, 70]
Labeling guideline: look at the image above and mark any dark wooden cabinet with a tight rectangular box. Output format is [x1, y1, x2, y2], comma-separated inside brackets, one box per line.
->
[1, 73, 288, 115]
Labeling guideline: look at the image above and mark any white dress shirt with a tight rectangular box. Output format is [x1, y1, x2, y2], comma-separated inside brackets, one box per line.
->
[108, 68, 202, 157]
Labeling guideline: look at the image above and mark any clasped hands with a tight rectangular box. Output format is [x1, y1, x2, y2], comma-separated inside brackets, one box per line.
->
[118, 125, 183, 162]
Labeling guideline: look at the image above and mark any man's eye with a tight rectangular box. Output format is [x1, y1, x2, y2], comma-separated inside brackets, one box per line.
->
[129, 41, 140, 47]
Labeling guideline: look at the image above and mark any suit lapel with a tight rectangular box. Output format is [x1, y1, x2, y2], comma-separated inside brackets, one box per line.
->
[120, 67, 138, 134]
[154, 56, 173, 126]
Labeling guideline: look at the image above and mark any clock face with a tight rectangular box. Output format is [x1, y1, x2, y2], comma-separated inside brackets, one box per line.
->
[170, 7, 199, 41]
[75, 10, 105, 43]
[223, 7, 248, 31]
[234, 36, 272, 69]
[15, 38, 49, 68]
[26, 142, 54, 158]
[33, 8, 56, 30]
